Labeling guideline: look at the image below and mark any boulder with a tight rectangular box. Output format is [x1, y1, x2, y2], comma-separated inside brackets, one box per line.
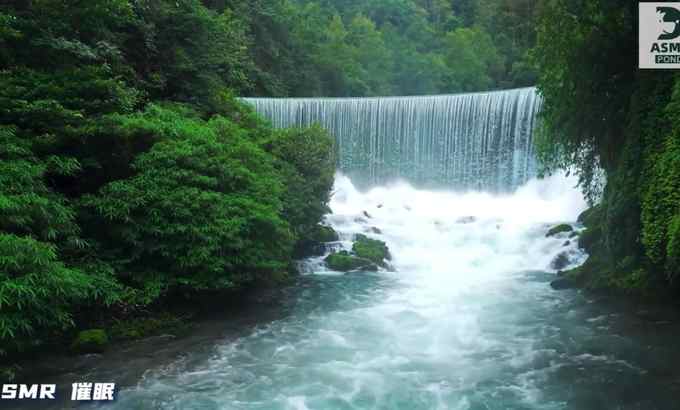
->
[293, 225, 338, 258]
[313, 225, 339, 242]
[353, 234, 391, 267]
[324, 251, 378, 272]
[71, 329, 109, 353]
[546, 223, 573, 237]
[550, 277, 576, 290]
[550, 252, 571, 270]
[368, 226, 382, 234]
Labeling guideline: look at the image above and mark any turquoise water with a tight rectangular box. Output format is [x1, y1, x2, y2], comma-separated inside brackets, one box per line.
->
[93, 174, 680, 409]
[16, 174, 680, 410]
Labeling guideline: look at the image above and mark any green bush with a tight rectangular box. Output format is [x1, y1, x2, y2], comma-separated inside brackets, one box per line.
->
[84, 106, 295, 294]
[352, 234, 391, 267]
[265, 125, 336, 239]
[325, 251, 377, 272]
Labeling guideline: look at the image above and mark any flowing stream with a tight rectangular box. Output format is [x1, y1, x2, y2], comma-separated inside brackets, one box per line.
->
[91, 173, 680, 410]
[16, 89, 680, 409]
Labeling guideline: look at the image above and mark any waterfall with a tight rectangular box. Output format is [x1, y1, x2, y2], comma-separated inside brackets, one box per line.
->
[244, 87, 541, 192]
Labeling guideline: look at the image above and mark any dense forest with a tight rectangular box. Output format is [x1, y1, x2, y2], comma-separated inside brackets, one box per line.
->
[0, 0, 540, 363]
[2, 0, 679, 380]
[533, 0, 680, 298]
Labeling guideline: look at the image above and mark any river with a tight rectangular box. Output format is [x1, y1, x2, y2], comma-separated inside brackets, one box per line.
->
[19, 172, 677, 410]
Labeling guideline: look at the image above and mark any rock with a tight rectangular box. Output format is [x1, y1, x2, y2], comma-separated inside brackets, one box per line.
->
[324, 251, 378, 272]
[377, 204, 384, 209]
[550, 277, 576, 290]
[363, 211, 372, 219]
[569, 231, 578, 238]
[71, 329, 109, 353]
[293, 240, 326, 259]
[404, 205, 412, 211]
[293, 225, 339, 258]
[456, 216, 477, 224]
[563, 240, 571, 247]
[368, 226, 382, 234]
[550, 251, 571, 270]
[354, 217, 368, 224]
[578, 227, 600, 250]
[546, 223, 573, 237]
[353, 234, 391, 266]
[577, 205, 601, 226]
[313, 225, 339, 242]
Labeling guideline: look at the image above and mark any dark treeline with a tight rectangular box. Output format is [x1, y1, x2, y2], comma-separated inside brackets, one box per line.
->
[241, 0, 539, 96]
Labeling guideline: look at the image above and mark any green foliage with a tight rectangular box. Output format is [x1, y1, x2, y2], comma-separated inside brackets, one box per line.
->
[84, 106, 294, 293]
[641, 79, 680, 282]
[443, 27, 503, 92]
[0, 233, 91, 350]
[324, 251, 378, 272]
[309, 225, 339, 243]
[0, 0, 337, 358]
[71, 329, 109, 353]
[109, 313, 188, 341]
[265, 125, 336, 238]
[352, 234, 391, 267]
[532, 0, 635, 197]
[238, 0, 538, 97]
[534, 0, 680, 296]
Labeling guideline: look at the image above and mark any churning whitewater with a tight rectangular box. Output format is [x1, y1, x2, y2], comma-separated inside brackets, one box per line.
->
[98, 172, 623, 410]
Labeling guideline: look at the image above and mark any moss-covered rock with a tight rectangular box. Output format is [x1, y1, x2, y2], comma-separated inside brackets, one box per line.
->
[109, 313, 189, 341]
[293, 225, 339, 258]
[578, 226, 601, 251]
[352, 234, 391, 266]
[325, 251, 378, 272]
[312, 224, 339, 242]
[546, 223, 573, 237]
[71, 329, 109, 353]
[550, 252, 571, 270]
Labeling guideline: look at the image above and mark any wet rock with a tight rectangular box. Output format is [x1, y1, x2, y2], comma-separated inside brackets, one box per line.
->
[546, 223, 573, 237]
[550, 251, 571, 270]
[456, 216, 477, 224]
[377, 204, 384, 209]
[563, 240, 571, 247]
[293, 240, 326, 259]
[363, 211, 372, 219]
[324, 251, 378, 272]
[353, 234, 391, 267]
[368, 226, 382, 234]
[71, 329, 109, 353]
[550, 277, 576, 290]
[313, 225, 339, 242]
[293, 225, 339, 258]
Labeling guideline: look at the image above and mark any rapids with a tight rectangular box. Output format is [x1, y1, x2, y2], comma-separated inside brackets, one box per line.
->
[72, 172, 680, 409]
